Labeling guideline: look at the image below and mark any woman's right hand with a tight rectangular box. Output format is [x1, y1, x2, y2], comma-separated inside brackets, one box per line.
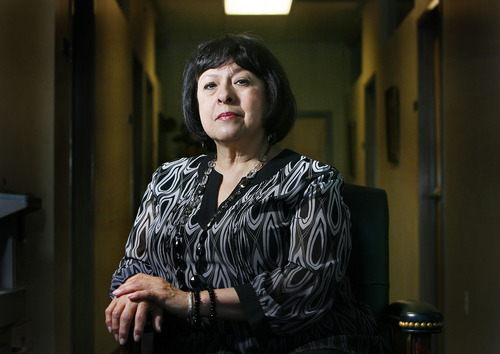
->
[105, 293, 163, 345]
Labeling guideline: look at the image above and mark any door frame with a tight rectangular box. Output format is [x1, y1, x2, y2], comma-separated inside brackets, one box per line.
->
[417, 5, 443, 308]
[71, 0, 96, 351]
[364, 75, 378, 187]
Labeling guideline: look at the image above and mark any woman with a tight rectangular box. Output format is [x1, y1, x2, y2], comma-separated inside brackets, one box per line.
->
[106, 34, 387, 353]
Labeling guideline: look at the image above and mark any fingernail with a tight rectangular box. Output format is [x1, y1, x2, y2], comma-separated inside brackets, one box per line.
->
[107, 326, 112, 333]
[119, 337, 126, 345]
[134, 335, 141, 342]
[114, 334, 119, 342]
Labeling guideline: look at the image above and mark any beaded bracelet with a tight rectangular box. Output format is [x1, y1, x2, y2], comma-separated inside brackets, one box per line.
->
[207, 286, 217, 323]
[192, 289, 201, 326]
[187, 292, 194, 322]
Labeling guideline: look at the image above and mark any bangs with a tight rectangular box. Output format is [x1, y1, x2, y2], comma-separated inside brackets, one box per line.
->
[193, 36, 264, 80]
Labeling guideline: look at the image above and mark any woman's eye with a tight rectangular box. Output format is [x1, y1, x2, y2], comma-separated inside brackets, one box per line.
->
[203, 82, 216, 90]
[235, 78, 250, 86]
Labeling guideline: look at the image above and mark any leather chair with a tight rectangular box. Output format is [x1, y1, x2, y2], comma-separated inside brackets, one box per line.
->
[343, 183, 443, 354]
[121, 183, 444, 353]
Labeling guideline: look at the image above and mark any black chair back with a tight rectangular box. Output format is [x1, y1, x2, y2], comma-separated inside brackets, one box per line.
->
[343, 183, 390, 330]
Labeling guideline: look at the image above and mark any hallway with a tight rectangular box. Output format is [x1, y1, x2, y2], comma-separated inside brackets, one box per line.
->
[1, 0, 499, 352]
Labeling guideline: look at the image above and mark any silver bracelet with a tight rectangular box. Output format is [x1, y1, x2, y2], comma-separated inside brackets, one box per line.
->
[187, 292, 194, 323]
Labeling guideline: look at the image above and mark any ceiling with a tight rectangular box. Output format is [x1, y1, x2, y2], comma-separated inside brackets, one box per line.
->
[154, 0, 364, 44]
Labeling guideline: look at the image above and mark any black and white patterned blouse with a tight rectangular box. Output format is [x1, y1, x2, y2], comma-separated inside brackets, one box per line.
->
[110, 149, 387, 353]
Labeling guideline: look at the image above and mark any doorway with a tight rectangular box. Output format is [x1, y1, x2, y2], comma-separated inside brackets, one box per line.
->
[132, 54, 155, 215]
[365, 76, 378, 187]
[417, 6, 442, 309]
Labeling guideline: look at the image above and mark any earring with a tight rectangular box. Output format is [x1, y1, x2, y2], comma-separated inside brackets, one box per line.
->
[267, 133, 276, 145]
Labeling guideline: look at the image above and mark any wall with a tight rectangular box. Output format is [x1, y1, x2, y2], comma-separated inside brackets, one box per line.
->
[271, 42, 350, 172]
[352, 0, 500, 351]
[376, 2, 422, 302]
[94, 1, 133, 352]
[0, 0, 55, 353]
[350, 0, 430, 302]
[442, 0, 500, 351]
[94, 0, 159, 352]
[54, 0, 72, 351]
[156, 41, 195, 160]
[0, 0, 160, 352]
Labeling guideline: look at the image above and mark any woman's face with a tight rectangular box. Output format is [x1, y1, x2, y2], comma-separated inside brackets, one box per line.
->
[197, 61, 267, 147]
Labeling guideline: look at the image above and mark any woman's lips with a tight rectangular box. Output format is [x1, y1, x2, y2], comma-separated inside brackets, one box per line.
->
[217, 112, 240, 121]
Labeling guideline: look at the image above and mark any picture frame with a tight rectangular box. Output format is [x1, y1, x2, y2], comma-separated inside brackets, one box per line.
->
[385, 86, 400, 164]
[347, 120, 357, 178]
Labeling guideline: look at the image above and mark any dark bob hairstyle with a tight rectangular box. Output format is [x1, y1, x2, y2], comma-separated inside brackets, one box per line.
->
[182, 34, 296, 151]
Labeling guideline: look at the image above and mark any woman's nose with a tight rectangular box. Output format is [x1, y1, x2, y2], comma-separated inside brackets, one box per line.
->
[218, 94, 233, 104]
[217, 84, 235, 104]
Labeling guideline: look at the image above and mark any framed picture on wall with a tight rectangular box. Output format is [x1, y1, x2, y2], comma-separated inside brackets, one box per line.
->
[347, 120, 357, 178]
[385, 86, 400, 164]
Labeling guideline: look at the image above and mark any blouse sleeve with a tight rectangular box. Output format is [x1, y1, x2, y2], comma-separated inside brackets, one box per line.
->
[235, 168, 351, 337]
[109, 171, 158, 297]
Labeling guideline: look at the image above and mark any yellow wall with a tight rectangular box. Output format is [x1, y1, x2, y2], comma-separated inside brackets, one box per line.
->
[0, 0, 55, 352]
[94, 1, 133, 352]
[94, 0, 159, 351]
[271, 42, 350, 172]
[352, 0, 500, 351]
[350, 0, 431, 302]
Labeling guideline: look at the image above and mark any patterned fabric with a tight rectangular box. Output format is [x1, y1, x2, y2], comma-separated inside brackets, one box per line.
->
[110, 150, 388, 353]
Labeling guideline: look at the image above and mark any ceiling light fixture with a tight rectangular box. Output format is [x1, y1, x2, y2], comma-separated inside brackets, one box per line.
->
[224, 0, 293, 15]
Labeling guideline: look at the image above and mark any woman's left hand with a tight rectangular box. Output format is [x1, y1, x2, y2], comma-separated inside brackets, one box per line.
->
[112, 273, 190, 319]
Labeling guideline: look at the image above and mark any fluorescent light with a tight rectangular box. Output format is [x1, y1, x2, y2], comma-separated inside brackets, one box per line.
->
[224, 0, 293, 15]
